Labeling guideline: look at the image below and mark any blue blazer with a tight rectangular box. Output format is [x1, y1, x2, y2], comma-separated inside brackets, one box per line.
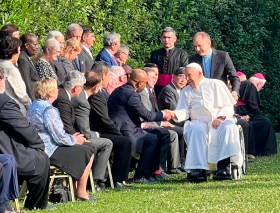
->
[95, 48, 118, 68]
[108, 83, 163, 153]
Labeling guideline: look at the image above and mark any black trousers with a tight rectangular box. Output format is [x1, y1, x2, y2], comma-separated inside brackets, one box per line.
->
[145, 128, 170, 173]
[100, 133, 132, 182]
[19, 153, 50, 210]
[133, 132, 158, 179]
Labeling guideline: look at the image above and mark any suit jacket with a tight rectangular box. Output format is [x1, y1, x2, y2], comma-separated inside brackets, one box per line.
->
[95, 48, 118, 68]
[107, 83, 163, 153]
[72, 54, 85, 73]
[18, 51, 40, 100]
[79, 47, 94, 72]
[88, 90, 121, 136]
[52, 86, 76, 135]
[50, 59, 67, 84]
[0, 93, 47, 175]
[71, 90, 98, 139]
[158, 83, 179, 111]
[189, 48, 240, 93]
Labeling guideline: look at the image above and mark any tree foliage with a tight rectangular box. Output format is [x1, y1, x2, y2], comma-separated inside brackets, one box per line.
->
[1, 0, 280, 129]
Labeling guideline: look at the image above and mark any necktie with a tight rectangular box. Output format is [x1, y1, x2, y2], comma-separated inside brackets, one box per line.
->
[112, 56, 118, 65]
[149, 88, 159, 111]
[75, 57, 81, 71]
[163, 50, 169, 73]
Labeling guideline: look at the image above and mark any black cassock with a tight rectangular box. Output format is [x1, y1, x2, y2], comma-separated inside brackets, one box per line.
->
[237, 80, 277, 156]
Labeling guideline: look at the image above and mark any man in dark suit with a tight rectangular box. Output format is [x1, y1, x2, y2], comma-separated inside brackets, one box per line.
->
[95, 32, 121, 68]
[0, 67, 50, 210]
[72, 70, 132, 188]
[189, 31, 240, 100]
[66, 23, 85, 72]
[150, 27, 188, 96]
[107, 69, 174, 183]
[52, 70, 113, 190]
[18, 33, 40, 100]
[80, 25, 95, 72]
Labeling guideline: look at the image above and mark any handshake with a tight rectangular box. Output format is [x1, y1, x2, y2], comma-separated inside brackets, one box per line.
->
[163, 109, 175, 121]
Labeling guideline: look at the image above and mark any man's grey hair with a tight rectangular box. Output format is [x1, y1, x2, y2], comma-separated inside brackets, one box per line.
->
[103, 32, 121, 47]
[63, 70, 86, 89]
[186, 63, 203, 73]
[143, 67, 156, 74]
[161, 27, 176, 36]
[47, 31, 64, 39]
[117, 44, 129, 54]
[66, 23, 83, 37]
[43, 39, 60, 51]
[193, 32, 211, 41]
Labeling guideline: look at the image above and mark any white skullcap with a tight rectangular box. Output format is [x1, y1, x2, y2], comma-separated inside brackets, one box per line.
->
[186, 63, 203, 72]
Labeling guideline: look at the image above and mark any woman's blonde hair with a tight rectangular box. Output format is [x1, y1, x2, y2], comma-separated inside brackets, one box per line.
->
[34, 77, 57, 100]
[61, 38, 82, 57]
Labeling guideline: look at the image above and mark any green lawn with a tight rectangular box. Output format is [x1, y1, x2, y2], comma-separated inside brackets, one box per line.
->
[27, 134, 280, 213]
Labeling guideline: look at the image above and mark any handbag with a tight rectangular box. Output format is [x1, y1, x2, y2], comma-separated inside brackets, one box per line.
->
[49, 185, 72, 203]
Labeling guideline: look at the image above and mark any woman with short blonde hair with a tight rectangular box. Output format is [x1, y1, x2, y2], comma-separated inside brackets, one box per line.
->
[27, 77, 96, 201]
[60, 38, 82, 74]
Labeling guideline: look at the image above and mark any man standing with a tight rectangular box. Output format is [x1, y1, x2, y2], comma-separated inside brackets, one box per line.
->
[80, 25, 95, 72]
[172, 63, 242, 182]
[95, 32, 121, 68]
[150, 27, 188, 95]
[18, 33, 40, 100]
[238, 73, 277, 156]
[189, 31, 240, 100]
[66, 23, 85, 72]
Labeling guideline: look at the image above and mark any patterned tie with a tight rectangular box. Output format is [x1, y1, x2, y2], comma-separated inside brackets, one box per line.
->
[150, 88, 159, 111]
[163, 50, 169, 73]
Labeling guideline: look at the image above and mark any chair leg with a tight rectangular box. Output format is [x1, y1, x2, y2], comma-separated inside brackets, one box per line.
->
[107, 162, 114, 189]
[89, 170, 95, 193]
[12, 199, 20, 212]
[68, 175, 75, 202]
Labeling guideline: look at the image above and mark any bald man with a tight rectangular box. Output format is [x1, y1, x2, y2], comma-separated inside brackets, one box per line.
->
[108, 69, 173, 183]
[172, 63, 242, 182]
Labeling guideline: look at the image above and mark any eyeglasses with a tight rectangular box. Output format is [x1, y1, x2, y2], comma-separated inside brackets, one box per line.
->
[52, 49, 61, 55]
[121, 51, 129, 57]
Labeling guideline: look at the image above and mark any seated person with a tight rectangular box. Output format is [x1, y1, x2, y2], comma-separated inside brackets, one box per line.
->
[72, 70, 132, 188]
[238, 73, 277, 156]
[52, 70, 112, 191]
[0, 154, 19, 213]
[26, 78, 95, 201]
[107, 69, 174, 183]
[106, 66, 127, 94]
[139, 67, 183, 174]
[0, 66, 50, 210]
[172, 63, 242, 182]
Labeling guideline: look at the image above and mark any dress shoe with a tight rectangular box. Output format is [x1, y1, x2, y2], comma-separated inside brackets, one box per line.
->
[148, 176, 160, 182]
[213, 168, 232, 181]
[94, 184, 103, 193]
[167, 169, 184, 174]
[134, 177, 152, 184]
[177, 166, 186, 173]
[114, 182, 132, 188]
[76, 195, 98, 202]
[186, 169, 207, 183]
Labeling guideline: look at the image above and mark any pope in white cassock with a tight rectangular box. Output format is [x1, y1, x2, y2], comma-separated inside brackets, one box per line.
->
[172, 63, 242, 182]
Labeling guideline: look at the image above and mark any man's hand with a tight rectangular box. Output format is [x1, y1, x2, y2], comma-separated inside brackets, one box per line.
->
[161, 121, 175, 128]
[241, 115, 250, 121]
[212, 118, 223, 129]
[231, 91, 238, 101]
[73, 132, 86, 144]
[164, 109, 174, 121]
[141, 122, 157, 129]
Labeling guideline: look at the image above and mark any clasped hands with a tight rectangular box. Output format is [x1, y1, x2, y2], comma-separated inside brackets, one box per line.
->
[163, 109, 175, 121]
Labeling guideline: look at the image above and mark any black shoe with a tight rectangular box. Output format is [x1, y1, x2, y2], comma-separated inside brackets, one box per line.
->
[186, 169, 207, 183]
[114, 182, 132, 188]
[148, 176, 159, 182]
[213, 168, 232, 181]
[94, 184, 103, 193]
[177, 166, 186, 173]
[134, 177, 152, 184]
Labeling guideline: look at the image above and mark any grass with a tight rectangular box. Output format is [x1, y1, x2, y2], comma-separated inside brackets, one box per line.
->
[26, 134, 280, 213]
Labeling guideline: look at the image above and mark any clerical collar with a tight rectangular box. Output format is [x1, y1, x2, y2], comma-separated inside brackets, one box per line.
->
[202, 48, 212, 59]
[64, 88, 71, 101]
[164, 47, 175, 52]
